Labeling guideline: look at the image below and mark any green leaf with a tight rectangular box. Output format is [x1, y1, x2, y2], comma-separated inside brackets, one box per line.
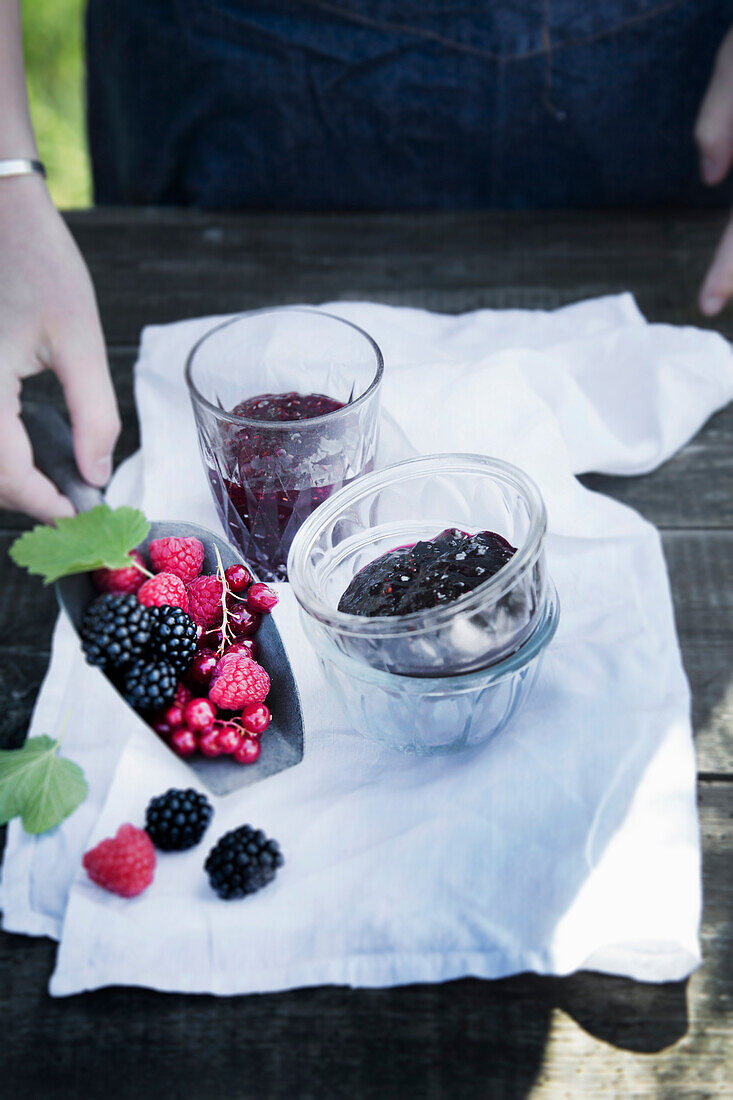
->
[8, 505, 149, 584]
[0, 735, 88, 835]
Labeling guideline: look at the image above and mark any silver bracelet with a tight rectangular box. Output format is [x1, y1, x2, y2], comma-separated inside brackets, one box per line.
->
[0, 158, 46, 180]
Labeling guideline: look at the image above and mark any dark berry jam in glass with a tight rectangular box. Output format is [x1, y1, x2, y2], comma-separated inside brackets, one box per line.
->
[338, 528, 516, 616]
[209, 391, 371, 581]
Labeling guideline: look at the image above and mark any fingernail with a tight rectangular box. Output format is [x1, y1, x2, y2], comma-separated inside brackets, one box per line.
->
[701, 157, 720, 184]
[91, 455, 112, 485]
[700, 291, 723, 316]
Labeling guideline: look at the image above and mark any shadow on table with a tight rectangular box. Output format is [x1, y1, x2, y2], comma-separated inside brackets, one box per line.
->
[0, 924, 690, 1100]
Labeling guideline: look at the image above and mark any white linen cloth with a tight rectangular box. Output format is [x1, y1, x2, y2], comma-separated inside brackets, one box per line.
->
[2, 294, 732, 996]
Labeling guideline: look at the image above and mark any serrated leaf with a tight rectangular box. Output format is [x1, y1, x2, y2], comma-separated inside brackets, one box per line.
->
[8, 505, 149, 584]
[0, 735, 88, 835]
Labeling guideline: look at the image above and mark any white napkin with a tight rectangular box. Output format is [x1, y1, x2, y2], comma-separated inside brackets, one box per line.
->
[3, 295, 732, 996]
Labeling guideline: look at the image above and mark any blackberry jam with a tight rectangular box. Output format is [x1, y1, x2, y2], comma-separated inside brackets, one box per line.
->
[211, 391, 361, 581]
[338, 528, 516, 617]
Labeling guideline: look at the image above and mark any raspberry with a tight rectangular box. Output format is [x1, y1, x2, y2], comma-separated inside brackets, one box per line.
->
[93, 550, 146, 596]
[174, 682, 193, 708]
[246, 583, 279, 614]
[149, 536, 205, 584]
[187, 575, 224, 629]
[138, 572, 189, 612]
[82, 824, 156, 898]
[208, 653, 270, 710]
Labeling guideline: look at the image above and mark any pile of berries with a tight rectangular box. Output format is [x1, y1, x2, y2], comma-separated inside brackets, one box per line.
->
[82, 786, 283, 901]
[80, 537, 279, 767]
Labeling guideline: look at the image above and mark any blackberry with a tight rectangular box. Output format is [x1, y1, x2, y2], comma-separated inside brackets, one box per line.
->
[205, 825, 283, 900]
[145, 788, 213, 851]
[147, 605, 198, 674]
[80, 593, 151, 671]
[122, 659, 178, 713]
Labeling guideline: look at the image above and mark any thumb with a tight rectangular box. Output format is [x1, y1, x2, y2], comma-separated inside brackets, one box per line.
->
[695, 28, 733, 185]
[52, 316, 121, 487]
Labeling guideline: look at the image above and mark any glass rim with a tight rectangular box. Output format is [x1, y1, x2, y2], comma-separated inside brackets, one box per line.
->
[184, 306, 385, 430]
[287, 452, 548, 635]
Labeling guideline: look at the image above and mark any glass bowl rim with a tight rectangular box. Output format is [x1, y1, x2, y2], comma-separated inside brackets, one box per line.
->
[287, 452, 548, 635]
[184, 306, 385, 430]
[309, 580, 559, 691]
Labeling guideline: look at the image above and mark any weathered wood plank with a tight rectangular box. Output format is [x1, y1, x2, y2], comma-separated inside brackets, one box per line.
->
[0, 781, 728, 1100]
[62, 208, 733, 345]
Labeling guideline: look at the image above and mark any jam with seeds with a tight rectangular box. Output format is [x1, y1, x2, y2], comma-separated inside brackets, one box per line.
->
[338, 528, 516, 617]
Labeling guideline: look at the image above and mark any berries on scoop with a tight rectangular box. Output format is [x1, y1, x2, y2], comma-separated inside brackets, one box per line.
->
[81, 593, 152, 672]
[171, 728, 198, 757]
[122, 659, 178, 713]
[144, 788, 213, 851]
[245, 583, 279, 614]
[215, 724, 242, 755]
[183, 697, 217, 733]
[224, 564, 253, 593]
[93, 550, 146, 596]
[161, 702, 185, 729]
[233, 736, 261, 765]
[208, 652, 270, 710]
[228, 605, 261, 637]
[146, 605, 198, 674]
[187, 647, 219, 690]
[240, 702, 270, 737]
[82, 824, 156, 897]
[225, 638, 258, 662]
[205, 824, 283, 899]
[138, 572, 189, 613]
[199, 728, 224, 757]
[149, 536, 204, 584]
[187, 574, 224, 628]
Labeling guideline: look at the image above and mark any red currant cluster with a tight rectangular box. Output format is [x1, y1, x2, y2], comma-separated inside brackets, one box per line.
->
[150, 562, 279, 766]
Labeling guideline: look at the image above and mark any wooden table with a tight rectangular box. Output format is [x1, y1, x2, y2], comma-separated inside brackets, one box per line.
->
[1, 209, 731, 1098]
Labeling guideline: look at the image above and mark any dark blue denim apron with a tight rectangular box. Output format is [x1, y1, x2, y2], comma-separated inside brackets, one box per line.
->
[86, 0, 733, 208]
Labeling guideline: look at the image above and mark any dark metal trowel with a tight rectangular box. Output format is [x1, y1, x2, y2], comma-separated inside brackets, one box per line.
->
[22, 402, 304, 797]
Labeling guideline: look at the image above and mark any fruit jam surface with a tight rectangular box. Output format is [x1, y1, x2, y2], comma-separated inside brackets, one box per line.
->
[215, 391, 348, 581]
[232, 391, 344, 422]
[338, 528, 517, 617]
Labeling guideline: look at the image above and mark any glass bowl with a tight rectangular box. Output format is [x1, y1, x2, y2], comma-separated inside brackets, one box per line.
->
[306, 581, 559, 755]
[287, 454, 549, 677]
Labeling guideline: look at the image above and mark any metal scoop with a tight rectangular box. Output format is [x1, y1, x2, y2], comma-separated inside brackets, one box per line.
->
[22, 401, 304, 797]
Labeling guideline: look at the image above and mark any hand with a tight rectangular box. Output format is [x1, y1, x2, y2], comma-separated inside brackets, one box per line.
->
[0, 177, 120, 521]
[695, 27, 733, 315]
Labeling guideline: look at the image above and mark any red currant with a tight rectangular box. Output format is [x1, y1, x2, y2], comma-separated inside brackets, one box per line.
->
[199, 627, 225, 651]
[216, 725, 242, 754]
[162, 703, 185, 729]
[174, 682, 193, 708]
[170, 728, 198, 757]
[240, 702, 270, 737]
[225, 563, 253, 593]
[199, 727, 223, 757]
[187, 647, 219, 689]
[233, 736, 261, 765]
[228, 605, 261, 637]
[246, 582, 279, 614]
[184, 697, 217, 732]
[226, 638, 258, 662]
[151, 717, 173, 739]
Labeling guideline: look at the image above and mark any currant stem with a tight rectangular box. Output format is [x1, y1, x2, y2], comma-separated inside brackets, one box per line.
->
[213, 546, 236, 656]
